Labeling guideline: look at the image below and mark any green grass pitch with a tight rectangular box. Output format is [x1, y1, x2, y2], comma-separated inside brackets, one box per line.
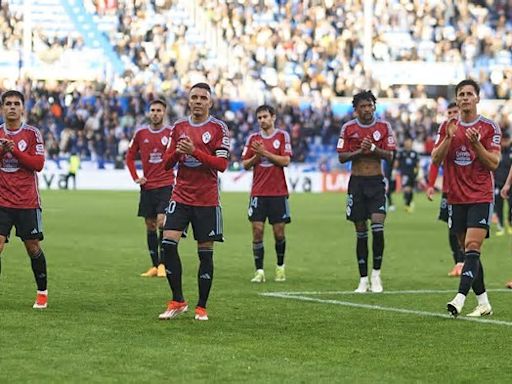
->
[1, 190, 512, 383]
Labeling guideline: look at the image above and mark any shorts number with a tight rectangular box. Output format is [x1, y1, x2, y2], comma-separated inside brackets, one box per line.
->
[167, 200, 176, 214]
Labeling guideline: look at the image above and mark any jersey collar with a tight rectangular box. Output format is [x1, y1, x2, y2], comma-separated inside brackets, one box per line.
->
[187, 116, 212, 127]
[1, 122, 25, 135]
[355, 118, 376, 128]
[459, 115, 481, 127]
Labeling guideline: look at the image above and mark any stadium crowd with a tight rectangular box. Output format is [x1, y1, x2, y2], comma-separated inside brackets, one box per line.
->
[1, 0, 511, 170]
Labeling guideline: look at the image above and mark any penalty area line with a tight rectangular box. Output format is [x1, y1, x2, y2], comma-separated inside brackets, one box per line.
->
[260, 292, 512, 327]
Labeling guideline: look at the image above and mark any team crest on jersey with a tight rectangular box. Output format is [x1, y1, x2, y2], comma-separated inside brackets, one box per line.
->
[161, 136, 169, 146]
[273, 139, 280, 149]
[17, 139, 27, 152]
[202, 132, 211, 144]
[372, 130, 382, 141]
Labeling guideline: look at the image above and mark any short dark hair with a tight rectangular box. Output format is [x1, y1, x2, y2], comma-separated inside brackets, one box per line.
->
[190, 82, 212, 94]
[255, 104, 276, 116]
[447, 101, 457, 109]
[352, 90, 376, 109]
[455, 79, 480, 96]
[1, 90, 25, 105]
[149, 99, 166, 108]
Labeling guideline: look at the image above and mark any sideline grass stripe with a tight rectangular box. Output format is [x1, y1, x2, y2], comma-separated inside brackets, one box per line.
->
[261, 292, 512, 327]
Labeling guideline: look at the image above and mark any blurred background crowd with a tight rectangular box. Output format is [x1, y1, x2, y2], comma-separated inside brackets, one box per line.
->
[1, 0, 511, 171]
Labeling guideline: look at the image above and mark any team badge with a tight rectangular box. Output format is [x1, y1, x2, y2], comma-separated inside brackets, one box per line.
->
[18, 139, 27, 152]
[161, 136, 169, 146]
[202, 132, 211, 144]
[372, 130, 381, 141]
[273, 139, 280, 149]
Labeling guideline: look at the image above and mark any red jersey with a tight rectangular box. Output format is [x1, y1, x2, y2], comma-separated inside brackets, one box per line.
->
[170, 116, 230, 206]
[336, 118, 396, 154]
[126, 126, 174, 190]
[434, 116, 501, 204]
[0, 123, 45, 208]
[241, 129, 292, 197]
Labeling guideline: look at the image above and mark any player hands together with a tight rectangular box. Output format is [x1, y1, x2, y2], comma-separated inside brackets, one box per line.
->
[465, 127, 481, 145]
[251, 140, 267, 158]
[360, 137, 375, 154]
[446, 119, 458, 138]
[0, 138, 14, 153]
[176, 137, 195, 155]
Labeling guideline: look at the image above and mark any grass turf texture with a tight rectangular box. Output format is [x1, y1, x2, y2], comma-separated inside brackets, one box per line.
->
[1, 190, 512, 383]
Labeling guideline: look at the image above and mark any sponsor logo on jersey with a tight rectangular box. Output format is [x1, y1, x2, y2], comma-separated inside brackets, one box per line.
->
[373, 130, 382, 141]
[202, 132, 211, 144]
[35, 144, 45, 155]
[273, 139, 280, 149]
[0, 152, 20, 172]
[149, 151, 163, 164]
[18, 139, 27, 152]
[222, 136, 230, 147]
[183, 154, 202, 168]
[454, 145, 472, 166]
[161, 136, 169, 146]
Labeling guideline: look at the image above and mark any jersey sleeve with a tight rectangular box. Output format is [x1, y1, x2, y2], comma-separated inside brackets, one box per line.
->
[481, 121, 501, 152]
[126, 130, 140, 158]
[433, 121, 448, 150]
[241, 134, 255, 160]
[214, 120, 230, 159]
[281, 131, 293, 157]
[381, 122, 396, 151]
[336, 123, 349, 153]
[31, 128, 46, 158]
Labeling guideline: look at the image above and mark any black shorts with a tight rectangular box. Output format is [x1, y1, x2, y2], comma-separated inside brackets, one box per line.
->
[248, 196, 291, 225]
[346, 175, 387, 222]
[401, 172, 416, 189]
[138, 185, 173, 218]
[438, 192, 449, 222]
[163, 201, 224, 242]
[0, 207, 44, 242]
[448, 203, 493, 235]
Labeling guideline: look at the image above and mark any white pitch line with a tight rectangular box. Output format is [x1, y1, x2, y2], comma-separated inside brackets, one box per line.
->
[260, 292, 512, 327]
[263, 288, 512, 296]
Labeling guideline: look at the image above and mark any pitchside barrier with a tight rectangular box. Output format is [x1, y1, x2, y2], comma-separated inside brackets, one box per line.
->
[38, 157, 437, 192]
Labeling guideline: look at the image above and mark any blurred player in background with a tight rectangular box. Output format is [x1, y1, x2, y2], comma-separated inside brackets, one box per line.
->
[493, 132, 512, 236]
[394, 136, 419, 213]
[337, 90, 396, 293]
[159, 83, 230, 321]
[500, 164, 512, 288]
[0, 90, 48, 309]
[426, 102, 464, 277]
[242, 105, 292, 283]
[126, 99, 174, 278]
[432, 79, 501, 318]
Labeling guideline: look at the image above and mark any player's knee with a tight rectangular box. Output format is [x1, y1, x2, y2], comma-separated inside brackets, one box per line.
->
[354, 222, 367, 232]
[253, 228, 264, 242]
[145, 220, 157, 231]
[26, 244, 42, 258]
[465, 240, 482, 252]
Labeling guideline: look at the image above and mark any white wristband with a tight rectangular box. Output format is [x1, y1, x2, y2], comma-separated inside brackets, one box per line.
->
[370, 143, 376, 152]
